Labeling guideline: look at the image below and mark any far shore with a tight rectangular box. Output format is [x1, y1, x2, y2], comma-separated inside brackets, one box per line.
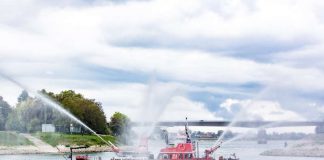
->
[261, 136, 324, 158]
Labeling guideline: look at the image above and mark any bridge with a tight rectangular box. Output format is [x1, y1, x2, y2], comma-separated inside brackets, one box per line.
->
[132, 121, 324, 128]
[132, 121, 324, 143]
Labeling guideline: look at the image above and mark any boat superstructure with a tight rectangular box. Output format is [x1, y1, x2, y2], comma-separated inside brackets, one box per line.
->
[157, 118, 229, 160]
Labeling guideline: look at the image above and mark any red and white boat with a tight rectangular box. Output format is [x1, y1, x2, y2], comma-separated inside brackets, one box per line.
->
[156, 118, 238, 160]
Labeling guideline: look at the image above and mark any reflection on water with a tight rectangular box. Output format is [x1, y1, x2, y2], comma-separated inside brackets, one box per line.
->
[0, 140, 322, 160]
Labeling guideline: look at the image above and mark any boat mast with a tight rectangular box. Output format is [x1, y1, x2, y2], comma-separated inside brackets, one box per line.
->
[185, 117, 191, 143]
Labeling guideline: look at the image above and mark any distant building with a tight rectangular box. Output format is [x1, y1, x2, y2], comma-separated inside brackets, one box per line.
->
[217, 130, 224, 137]
[191, 131, 218, 139]
[53, 124, 82, 134]
[316, 125, 324, 134]
[55, 124, 70, 133]
[42, 124, 55, 133]
[70, 123, 82, 133]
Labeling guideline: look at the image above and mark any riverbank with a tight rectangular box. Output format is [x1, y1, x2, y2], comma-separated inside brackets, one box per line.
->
[0, 145, 114, 155]
[0, 132, 116, 155]
[261, 135, 324, 157]
[33, 132, 116, 147]
[0, 131, 33, 146]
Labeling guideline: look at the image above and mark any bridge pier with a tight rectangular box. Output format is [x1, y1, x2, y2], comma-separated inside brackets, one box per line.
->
[257, 129, 267, 144]
[315, 125, 324, 134]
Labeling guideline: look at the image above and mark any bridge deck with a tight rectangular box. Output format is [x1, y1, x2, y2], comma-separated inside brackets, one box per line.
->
[131, 121, 324, 128]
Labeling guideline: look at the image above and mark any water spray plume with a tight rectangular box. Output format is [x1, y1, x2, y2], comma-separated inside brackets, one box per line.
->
[135, 73, 176, 138]
[215, 87, 272, 145]
[222, 121, 285, 146]
[0, 71, 117, 149]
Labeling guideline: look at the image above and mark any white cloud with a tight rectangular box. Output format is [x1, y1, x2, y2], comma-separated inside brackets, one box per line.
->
[219, 98, 305, 121]
[2, 0, 324, 55]
[0, 75, 219, 121]
[78, 81, 220, 121]
[87, 48, 263, 84]
[88, 47, 324, 93]
[0, 78, 22, 106]
[160, 96, 221, 121]
[1, 0, 324, 90]
[1, 0, 324, 122]
[308, 103, 324, 115]
[220, 98, 240, 113]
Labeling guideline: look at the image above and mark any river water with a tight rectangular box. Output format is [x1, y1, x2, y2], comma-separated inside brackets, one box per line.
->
[0, 140, 322, 160]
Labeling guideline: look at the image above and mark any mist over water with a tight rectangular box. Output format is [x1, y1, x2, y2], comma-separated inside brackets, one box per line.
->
[216, 87, 279, 145]
[132, 76, 180, 146]
[222, 121, 284, 146]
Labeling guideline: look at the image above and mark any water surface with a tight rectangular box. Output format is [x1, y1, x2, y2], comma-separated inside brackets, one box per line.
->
[0, 140, 321, 160]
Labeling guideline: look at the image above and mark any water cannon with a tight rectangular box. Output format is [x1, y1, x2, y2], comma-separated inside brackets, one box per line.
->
[107, 141, 120, 153]
[111, 145, 120, 153]
[204, 141, 223, 156]
[68, 146, 89, 160]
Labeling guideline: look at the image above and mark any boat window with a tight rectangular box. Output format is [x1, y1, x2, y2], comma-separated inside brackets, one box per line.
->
[179, 154, 183, 159]
[184, 153, 193, 159]
[189, 153, 193, 159]
[158, 153, 169, 159]
[184, 154, 190, 159]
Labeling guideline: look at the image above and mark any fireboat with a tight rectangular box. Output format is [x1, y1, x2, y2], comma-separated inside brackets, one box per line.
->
[74, 118, 239, 160]
[156, 118, 239, 160]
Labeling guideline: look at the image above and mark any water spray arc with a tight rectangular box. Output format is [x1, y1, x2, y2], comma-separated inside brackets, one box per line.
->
[222, 121, 282, 146]
[134, 75, 178, 141]
[0, 71, 117, 150]
[215, 87, 273, 145]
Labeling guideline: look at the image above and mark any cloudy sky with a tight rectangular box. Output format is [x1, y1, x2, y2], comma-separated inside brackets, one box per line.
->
[1, 0, 324, 123]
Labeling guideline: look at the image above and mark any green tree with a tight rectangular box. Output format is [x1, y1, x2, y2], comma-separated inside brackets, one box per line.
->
[0, 96, 12, 130]
[6, 99, 32, 132]
[109, 112, 131, 144]
[6, 89, 110, 135]
[6, 97, 60, 133]
[17, 90, 29, 103]
[109, 112, 130, 136]
[42, 90, 109, 134]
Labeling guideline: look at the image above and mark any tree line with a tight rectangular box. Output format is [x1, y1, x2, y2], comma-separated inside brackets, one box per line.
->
[0, 90, 130, 137]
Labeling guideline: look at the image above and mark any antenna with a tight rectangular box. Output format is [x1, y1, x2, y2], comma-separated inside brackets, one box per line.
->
[185, 117, 191, 143]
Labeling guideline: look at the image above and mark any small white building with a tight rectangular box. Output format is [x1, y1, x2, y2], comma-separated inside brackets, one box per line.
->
[42, 124, 55, 133]
[70, 123, 81, 133]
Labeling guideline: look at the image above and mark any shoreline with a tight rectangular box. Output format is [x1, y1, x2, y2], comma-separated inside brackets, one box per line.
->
[0, 145, 114, 155]
[261, 139, 324, 158]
